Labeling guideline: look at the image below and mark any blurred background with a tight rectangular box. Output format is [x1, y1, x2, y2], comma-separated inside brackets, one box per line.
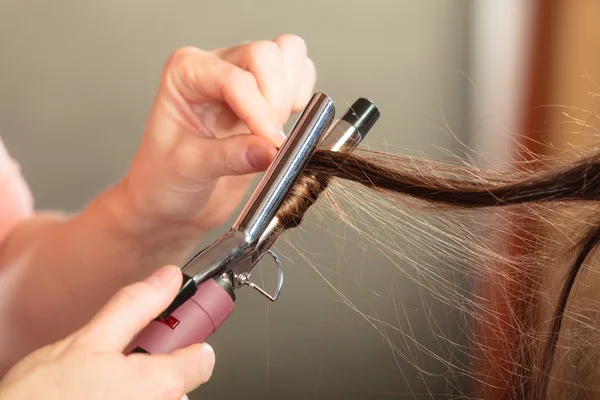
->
[1, 0, 597, 398]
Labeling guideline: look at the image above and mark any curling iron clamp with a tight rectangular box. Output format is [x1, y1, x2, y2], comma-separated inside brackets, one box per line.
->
[125, 93, 380, 355]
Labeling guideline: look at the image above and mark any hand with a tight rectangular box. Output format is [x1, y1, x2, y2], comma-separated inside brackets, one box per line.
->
[0, 265, 215, 400]
[120, 34, 316, 236]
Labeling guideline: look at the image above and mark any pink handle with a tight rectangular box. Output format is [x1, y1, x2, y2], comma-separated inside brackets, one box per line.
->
[125, 278, 235, 355]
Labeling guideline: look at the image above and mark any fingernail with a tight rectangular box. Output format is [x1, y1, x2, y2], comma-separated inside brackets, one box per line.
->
[277, 131, 287, 148]
[146, 265, 179, 288]
[246, 144, 275, 171]
[273, 122, 286, 148]
[202, 343, 216, 370]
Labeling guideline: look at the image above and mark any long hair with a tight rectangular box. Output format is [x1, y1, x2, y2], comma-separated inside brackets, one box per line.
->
[273, 146, 600, 399]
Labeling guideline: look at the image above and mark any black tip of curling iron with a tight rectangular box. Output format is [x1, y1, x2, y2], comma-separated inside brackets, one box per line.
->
[156, 273, 198, 320]
[340, 98, 380, 137]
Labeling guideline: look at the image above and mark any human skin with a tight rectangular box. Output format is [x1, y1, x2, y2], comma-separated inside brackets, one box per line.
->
[0, 265, 215, 400]
[0, 34, 316, 374]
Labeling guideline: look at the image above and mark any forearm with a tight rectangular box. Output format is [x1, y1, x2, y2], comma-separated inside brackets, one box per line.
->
[0, 182, 203, 371]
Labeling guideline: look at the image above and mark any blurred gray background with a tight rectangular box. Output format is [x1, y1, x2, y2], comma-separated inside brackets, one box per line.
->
[0, 1, 511, 398]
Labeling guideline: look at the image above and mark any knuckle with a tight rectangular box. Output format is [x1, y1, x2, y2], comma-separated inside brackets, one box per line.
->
[111, 285, 146, 309]
[218, 141, 243, 175]
[245, 41, 289, 113]
[244, 41, 281, 78]
[246, 40, 280, 62]
[163, 47, 206, 88]
[276, 34, 307, 54]
[165, 46, 201, 69]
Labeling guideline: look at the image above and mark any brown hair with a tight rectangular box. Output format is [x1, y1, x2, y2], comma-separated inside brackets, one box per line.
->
[274, 147, 600, 399]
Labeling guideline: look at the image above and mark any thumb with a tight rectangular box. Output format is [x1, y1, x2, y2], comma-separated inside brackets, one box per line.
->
[181, 133, 278, 182]
[80, 265, 183, 351]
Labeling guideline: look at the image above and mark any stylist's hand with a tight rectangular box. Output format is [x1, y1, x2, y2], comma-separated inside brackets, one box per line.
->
[121, 34, 316, 235]
[0, 266, 214, 400]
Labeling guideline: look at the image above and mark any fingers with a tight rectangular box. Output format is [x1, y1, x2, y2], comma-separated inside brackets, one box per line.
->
[217, 40, 290, 124]
[216, 34, 316, 124]
[158, 35, 316, 150]
[272, 34, 316, 113]
[273, 34, 310, 112]
[173, 132, 277, 182]
[80, 265, 183, 351]
[294, 56, 317, 112]
[168, 343, 215, 394]
[128, 343, 215, 398]
[274, 35, 307, 88]
[163, 47, 286, 147]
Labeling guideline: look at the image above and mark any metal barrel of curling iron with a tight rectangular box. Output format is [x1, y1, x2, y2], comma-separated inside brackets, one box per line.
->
[124, 94, 380, 356]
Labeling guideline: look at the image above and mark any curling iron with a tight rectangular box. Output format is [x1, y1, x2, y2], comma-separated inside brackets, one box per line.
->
[125, 93, 380, 355]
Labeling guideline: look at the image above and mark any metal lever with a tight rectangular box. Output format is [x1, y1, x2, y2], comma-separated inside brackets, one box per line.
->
[235, 250, 283, 301]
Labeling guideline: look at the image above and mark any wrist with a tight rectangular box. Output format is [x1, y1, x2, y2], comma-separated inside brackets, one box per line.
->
[91, 180, 206, 261]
